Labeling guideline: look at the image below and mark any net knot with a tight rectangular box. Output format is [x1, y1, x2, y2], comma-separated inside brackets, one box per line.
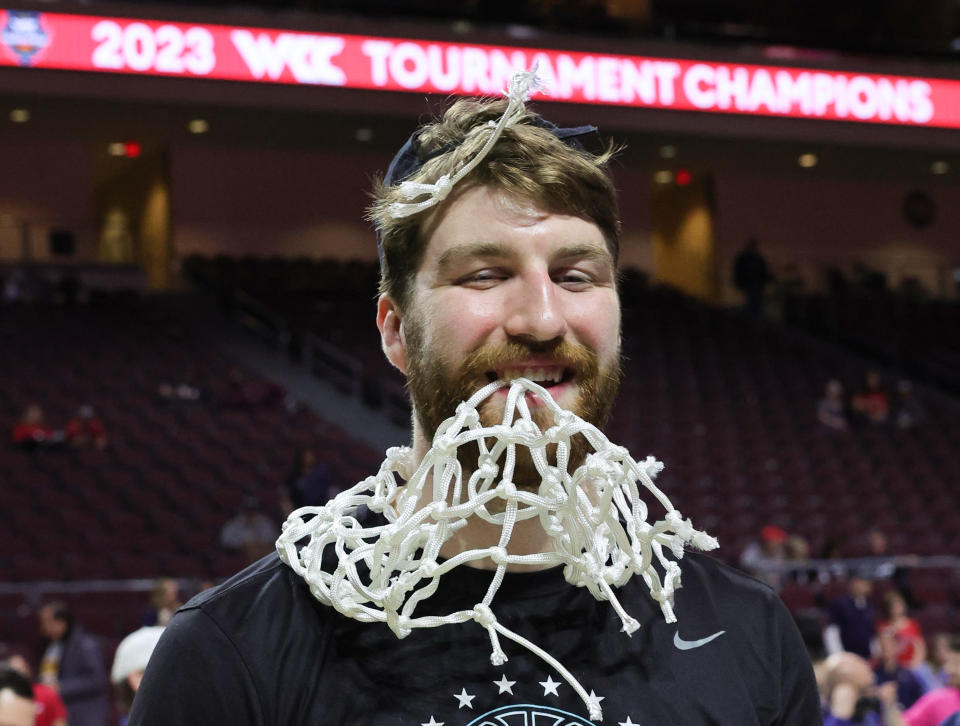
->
[474, 603, 497, 627]
[489, 546, 509, 566]
[432, 434, 459, 459]
[477, 454, 499, 481]
[420, 559, 439, 577]
[495, 480, 517, 499]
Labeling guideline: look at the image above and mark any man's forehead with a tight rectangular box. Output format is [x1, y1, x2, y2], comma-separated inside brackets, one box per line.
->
[420, 187, 611, 266]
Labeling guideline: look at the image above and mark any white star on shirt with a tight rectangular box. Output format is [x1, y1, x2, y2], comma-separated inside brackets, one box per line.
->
[421, 718, 443, 726]
[587, 691, 606, 711]
[619, 717, 640, 726]
[539, 675, 561, 696]
[453, 688, 476, 709]
[493, 674, 516, 695]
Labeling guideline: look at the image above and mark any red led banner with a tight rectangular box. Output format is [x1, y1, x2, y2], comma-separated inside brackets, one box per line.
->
[3, 8, 960, 128]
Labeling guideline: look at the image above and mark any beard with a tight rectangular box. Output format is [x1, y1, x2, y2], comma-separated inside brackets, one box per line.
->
[405, 322, 622, 492]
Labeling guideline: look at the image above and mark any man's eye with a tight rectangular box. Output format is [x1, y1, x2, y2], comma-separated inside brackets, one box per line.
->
[556, 271, 593, 288]
[459, 270, 506, 286]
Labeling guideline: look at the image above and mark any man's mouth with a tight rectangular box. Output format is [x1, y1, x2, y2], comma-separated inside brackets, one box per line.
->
[484, 365, 574, 388]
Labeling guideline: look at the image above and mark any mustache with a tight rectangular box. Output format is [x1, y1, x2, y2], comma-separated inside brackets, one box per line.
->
[458, 340, 600, 384]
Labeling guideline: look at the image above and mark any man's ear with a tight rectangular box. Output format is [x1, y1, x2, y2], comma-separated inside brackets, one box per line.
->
[377, 294, 407, 374]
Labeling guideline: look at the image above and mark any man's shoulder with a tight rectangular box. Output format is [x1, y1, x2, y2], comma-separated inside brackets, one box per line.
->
[679, 550, 781, 601]
[183, 553, 299, 615]
[674, 551, 795, 638]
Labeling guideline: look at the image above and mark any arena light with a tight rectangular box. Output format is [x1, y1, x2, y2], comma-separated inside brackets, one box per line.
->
[188, 118, 209, 134]
[9, 108, 29, 123]
[659, 144, 677, 159]
[931, 160, 949, 175]
[107, 142, 126, 156]
[124, 141, 141, 157]
[354, 127, 374, 142]
[798, 153, 818, 168]
[674, 168, 692, 185]
[653, 170, 673, 184]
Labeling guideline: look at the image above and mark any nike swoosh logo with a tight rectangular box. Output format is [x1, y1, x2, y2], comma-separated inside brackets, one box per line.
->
[673, 629, 726, 650]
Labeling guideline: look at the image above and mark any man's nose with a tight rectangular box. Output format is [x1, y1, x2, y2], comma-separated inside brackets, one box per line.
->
[503, 271, 567, 342]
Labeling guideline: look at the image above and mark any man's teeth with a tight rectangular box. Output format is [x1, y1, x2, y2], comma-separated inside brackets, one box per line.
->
[499, 368, 563, 384]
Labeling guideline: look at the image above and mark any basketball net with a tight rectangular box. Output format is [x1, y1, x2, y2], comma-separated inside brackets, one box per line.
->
[277, 378, 718, 722]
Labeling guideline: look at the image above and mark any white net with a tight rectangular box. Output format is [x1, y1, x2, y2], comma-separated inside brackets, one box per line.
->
[277, 378, 718, 722]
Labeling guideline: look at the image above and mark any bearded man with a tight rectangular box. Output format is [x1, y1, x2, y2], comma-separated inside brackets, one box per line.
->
[131, 78, 820, 725]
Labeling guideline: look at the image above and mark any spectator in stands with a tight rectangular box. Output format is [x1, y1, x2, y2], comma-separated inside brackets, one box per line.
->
[220, 495, 277, 564]
[916, 634, 956, 693]
[852, 370, 891, 425]
[732, 236, 772, 320]
[281, 447, 332, 512]
[739, 524, 788, 589]
[825, 573, 876, 659]
[4, 650, 67, 726]
[11, 404, 63, 450]
[895, 380, 924, 430]
[37, 601, 108, 726]
[0, 664, 35, 726]
[819, 379, 850, 431]
[111, 627, 165, 726]
[64, 405, 107, 450]
[156, 380, 206, 405]
[901, 636, 960, 726]
[141, 578, 181, 627]
[875, 629, 926, 710]
[784, 534, 820, 585]
[878, 591, 926, 671]
[821, 651, 903, 726]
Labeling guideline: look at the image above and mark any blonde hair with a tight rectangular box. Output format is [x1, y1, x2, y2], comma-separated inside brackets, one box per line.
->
[368, 97, 621, 311]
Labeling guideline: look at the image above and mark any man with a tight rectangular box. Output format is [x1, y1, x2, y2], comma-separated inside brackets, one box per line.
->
[37, 602, 107, 726]
[825, 574, 876, 659]
[132, 77, 819, 724]
[732, 237, 771, 320]
[0, 665, 36, 726]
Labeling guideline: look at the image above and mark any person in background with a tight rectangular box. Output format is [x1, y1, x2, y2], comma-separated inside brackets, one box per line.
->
[733, 236, 772, 321]
[219, 495, 277, 564]
[141, 578, 181, 627]
[877, 591, 926, 671]
[280, 447, 332, 513]
[901, 637, 960, 726]
[894, 381, 924, 430]
[852, 370, 891, 425]
[64, 405, 107, 450]
[111, 627, 165, 726]
[916, 634, 956, 692]
[0, 665, 35, 726]
[825, 573, 876, 659]
[821, 651, 904, 726]
[819, 379, 850, 431]
[874, 630, 926, 710]
[12, 405, 62, 450]
[4, 651, 67, 726]
[739, 524, 788, 589]
[37, 601, 108, 726]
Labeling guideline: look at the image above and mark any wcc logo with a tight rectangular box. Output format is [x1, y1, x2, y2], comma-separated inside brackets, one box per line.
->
[1, 11, 49, 66]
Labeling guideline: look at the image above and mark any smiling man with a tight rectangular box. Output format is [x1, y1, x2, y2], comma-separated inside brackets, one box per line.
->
[131, 79, 820, 725]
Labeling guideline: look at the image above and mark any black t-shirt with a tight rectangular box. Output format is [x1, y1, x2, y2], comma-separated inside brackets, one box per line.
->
[131, 533, 821, 725]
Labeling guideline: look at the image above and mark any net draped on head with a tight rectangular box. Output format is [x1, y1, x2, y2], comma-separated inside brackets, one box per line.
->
[277, 68, 717, 723]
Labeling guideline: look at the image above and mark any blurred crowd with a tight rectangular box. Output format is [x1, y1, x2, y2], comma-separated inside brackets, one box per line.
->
[819, 370, 924, 432]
